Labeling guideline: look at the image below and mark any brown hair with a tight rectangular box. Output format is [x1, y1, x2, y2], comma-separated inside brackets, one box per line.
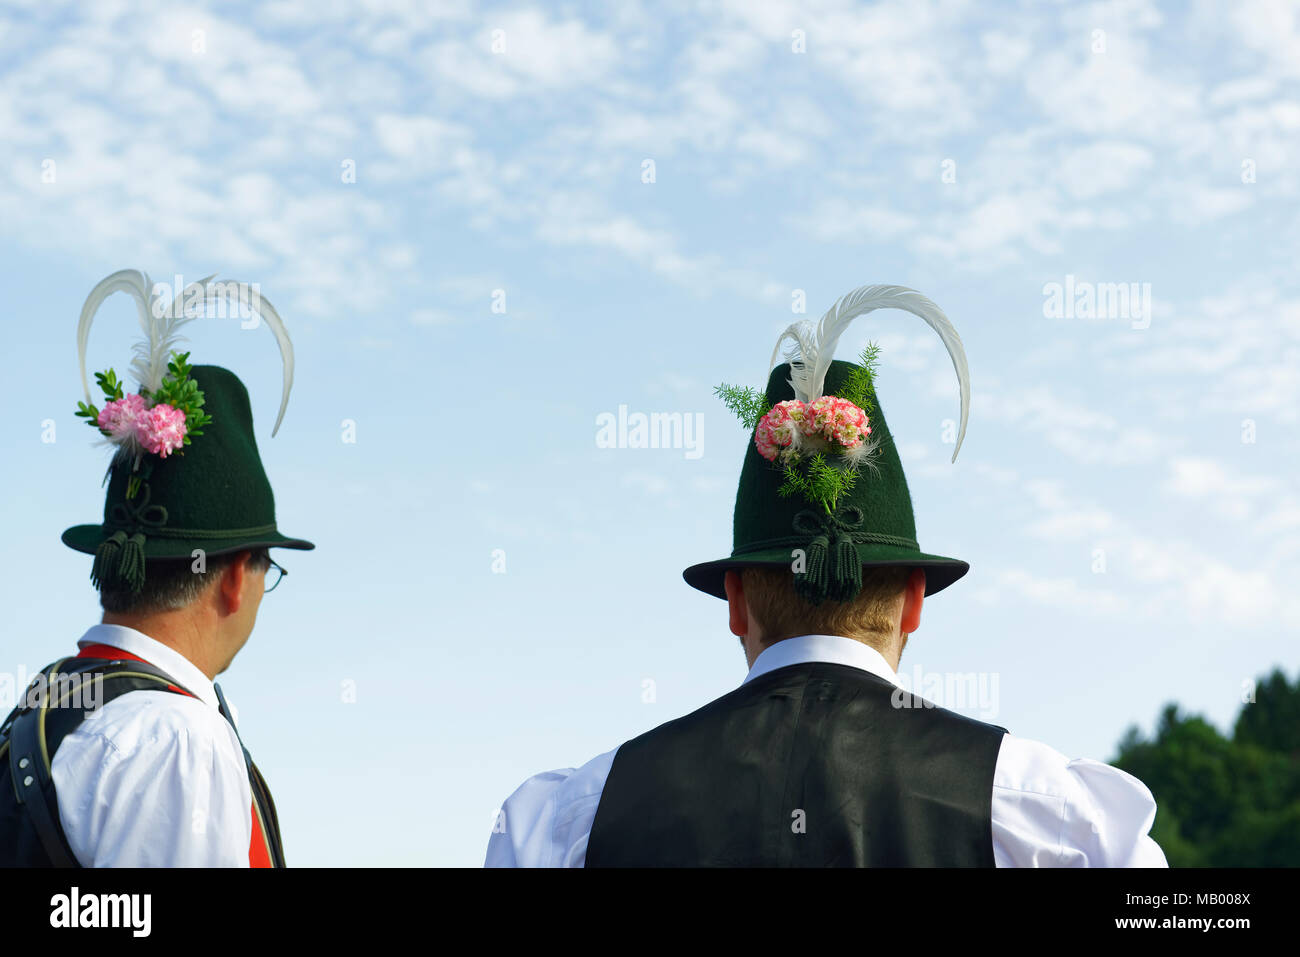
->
[741, 565, 912, 650]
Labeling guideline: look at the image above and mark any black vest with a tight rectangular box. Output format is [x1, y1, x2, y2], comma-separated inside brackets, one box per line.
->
[586, 662, 1008, 867]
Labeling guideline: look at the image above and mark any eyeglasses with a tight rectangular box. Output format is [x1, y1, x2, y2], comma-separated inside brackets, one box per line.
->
[264, 559, 287, 593]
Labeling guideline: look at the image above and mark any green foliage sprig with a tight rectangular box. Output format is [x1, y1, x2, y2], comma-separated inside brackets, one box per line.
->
[714, 382, 771, 432]
[715, 342, 883, 513]
[144, 352, 212, 443]
[777, 453, 858, 513]
[74, 369, 127, 436]
[73, 351, 212, 448]
[835, 343, 881, 415]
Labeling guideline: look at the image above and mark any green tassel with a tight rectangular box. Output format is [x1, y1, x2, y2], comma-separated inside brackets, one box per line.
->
[90, 531, 127, 589]
[791, 505, 867, 605]
[119, 533, 147, 593]
[89, 530, 148, 594]
[831, 536, 862, 602]
[794, 534, 831, 605]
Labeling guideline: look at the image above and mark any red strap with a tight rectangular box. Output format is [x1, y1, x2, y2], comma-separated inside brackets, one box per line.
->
[75, 642, 272, 868]
[76, 643, 194, 697]
[249, 810, 273, 868]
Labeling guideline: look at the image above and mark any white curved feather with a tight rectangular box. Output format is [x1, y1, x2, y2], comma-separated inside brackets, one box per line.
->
[78, 269, 296, 438]
[77, 269, 153, 403]
[128, 276, 203, 393]
[768, 283, 970, 462]
[769, 321, 817, 399]
[196, 278, 295, 435]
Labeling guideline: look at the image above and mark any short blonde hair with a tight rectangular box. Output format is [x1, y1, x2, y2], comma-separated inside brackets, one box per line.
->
[741, 565, 911, 650]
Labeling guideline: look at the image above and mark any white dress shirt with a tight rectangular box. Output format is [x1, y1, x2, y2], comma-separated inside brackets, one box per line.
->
[485, 634, 1169, 868]
[49, 624, 257, 867]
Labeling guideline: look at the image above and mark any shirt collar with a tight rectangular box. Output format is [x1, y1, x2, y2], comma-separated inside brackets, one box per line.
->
[743, 633, 900, 688]
[77, 623, 220, 711]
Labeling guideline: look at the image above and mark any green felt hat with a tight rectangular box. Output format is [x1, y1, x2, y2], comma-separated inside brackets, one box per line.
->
[683, 284, 970, 602]
[63, 269, 312, 593]
[63, 364, 314, 583]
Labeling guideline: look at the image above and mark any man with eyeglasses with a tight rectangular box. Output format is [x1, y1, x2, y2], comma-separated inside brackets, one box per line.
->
[1, 271, 312, 867]
[40, 545, 300, 867]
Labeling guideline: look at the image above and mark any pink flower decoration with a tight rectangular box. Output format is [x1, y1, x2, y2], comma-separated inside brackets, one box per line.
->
[96, 393, 150, 439]
[807, 395, 870, 448]
[755, 395, 871, 461]
[137, 403, 188, 458]
[755, 399, 807, 461]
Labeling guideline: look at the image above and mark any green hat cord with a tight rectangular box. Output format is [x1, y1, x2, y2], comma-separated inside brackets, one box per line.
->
[88, 479, 168, 592]
[790, 505, 865, 604]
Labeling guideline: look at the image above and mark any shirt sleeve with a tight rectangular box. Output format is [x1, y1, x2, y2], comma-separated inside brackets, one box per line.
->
[51, 692, 255, 867]
[484, 746, 619, 868]
[991, 733, 1168, 868]
[485, 769, 575, 868]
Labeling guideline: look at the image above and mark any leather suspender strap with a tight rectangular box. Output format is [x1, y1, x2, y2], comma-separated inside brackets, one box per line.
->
[214, 682, 284, 868]
[10, 656, 201, 867]
[14, 648, 283, 869]
[7, 673, 78, 868]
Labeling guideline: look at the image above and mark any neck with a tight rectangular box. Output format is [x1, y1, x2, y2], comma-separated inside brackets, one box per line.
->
[100, 611, 226, 680]
[744, 630, 904, 671]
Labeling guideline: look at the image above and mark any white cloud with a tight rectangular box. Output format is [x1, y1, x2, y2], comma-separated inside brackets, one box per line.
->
[410, 308, 461, 326]
[1164, 457, 1280, 499]
[790, 201, 917, 242]
[984, 568, 1130, 616]
[425, 9, 620, 99]
[1027, 508, 1115, 540]
[1095, 287, 1300, 425]
[1223, 0, 1300, 78]
[1163, 457, 1285, 522]
[913, 189, 1065, 266]
[1166, 184, 1253, 224]
[1120, 533, 1300, 627]
[978, 385, 1178, 467]
[622, 471, 671, 496]
[1056, 142, 1154, 200]
[979, 29, 1033, 76]
[1208, 75, 1278, 107]
[373, 114, 472, 163]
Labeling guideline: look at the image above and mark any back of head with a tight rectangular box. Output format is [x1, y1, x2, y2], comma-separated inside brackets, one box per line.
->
[98, 548, 271, 617]
[741, 565, 910, 653]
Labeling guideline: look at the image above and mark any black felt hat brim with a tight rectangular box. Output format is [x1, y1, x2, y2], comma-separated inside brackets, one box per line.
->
[61, 524, 314, 559]
[683, 543, 968, 600]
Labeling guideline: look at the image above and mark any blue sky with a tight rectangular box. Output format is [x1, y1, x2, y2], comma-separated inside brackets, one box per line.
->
[1, 0, 1297, 866]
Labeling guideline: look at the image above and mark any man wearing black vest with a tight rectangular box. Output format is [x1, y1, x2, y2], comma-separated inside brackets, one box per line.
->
[485, 284, 1166, 867]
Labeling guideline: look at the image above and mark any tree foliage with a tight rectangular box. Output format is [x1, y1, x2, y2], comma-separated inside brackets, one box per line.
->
[1112, 667, 1300, 867]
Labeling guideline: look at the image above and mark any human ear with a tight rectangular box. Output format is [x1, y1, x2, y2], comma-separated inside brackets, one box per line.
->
[900, 568, 926, 635]
[724, 570, 749, 639]
[220, 551, 251, 616]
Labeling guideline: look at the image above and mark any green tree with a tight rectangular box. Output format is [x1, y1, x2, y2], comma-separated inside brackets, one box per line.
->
[1112, 667, 1300, 867]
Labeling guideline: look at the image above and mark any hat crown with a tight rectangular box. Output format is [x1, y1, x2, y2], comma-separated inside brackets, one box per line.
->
[99, 365, 279, 534]
[730, 360, 918, 556]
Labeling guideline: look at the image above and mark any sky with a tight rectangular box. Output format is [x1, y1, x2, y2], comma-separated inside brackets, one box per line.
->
[1, 0, 1297, 866]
